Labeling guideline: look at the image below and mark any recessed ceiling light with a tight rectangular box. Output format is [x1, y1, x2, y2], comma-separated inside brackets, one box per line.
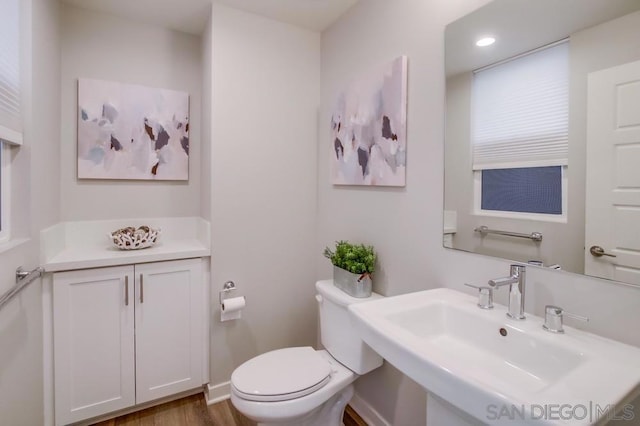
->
[476, 37, 496, 47]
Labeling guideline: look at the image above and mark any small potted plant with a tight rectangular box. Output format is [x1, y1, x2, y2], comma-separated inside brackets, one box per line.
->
[323, 240, 376, 298]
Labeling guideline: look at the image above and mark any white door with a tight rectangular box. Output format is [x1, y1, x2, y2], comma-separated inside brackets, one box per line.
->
[134, 259, 203, 403]
[585, 60, 640, 284]
[53, 266, 135, 425]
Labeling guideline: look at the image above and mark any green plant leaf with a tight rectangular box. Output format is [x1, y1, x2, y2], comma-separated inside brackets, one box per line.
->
[323, 240, 376, 274]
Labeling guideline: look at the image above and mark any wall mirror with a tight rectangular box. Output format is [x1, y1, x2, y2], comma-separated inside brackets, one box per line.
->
[444, 0, 640, 285]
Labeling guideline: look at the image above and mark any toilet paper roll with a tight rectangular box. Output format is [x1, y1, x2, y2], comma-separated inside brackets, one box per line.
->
[221, 296, 246, 322]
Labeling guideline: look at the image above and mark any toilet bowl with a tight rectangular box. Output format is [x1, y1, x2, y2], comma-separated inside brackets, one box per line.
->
[229, 280, 384, 426]
[231, 348, 355, 425]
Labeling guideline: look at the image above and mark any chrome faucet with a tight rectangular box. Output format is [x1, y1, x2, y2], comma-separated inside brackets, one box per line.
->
[542, 305, 589, 333]
[488, 265, 526, 320]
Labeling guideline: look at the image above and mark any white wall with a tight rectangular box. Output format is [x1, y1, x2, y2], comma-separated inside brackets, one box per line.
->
[201, 11, 212, 222]
[59, 5, 203, 221]
[29, 1, 62, 235]
[319, 1, 640, 424]
[0, 0, 61, 424]
[208, 4, 321, 384]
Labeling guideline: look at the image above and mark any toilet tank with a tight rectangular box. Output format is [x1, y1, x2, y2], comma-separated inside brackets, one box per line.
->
[315, 280, 383, 375]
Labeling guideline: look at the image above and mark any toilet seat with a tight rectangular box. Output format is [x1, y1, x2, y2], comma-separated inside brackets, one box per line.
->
[231, 347, 332, 402]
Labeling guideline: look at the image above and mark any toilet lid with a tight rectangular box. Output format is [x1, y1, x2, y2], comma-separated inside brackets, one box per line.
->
[231, 347, 332, 402]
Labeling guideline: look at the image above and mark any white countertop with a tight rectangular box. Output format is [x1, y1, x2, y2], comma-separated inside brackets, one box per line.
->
[43, 239, 210, 272]
[41, 217, 211, 272]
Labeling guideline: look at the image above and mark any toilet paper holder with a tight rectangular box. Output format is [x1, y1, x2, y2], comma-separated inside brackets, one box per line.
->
[219, 281, 239, 305]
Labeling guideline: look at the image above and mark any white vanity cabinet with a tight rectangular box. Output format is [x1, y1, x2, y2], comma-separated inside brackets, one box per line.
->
[52, 258, 203, 425]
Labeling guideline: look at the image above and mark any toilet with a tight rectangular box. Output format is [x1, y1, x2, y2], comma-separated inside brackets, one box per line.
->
[230, 280, 384, 426]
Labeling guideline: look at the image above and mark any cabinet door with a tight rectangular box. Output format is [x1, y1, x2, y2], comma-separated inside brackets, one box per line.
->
[134, 259, 203, 403]
[53, 266, 135, 425]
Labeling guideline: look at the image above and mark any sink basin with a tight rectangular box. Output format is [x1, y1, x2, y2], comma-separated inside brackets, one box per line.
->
[349, 288, 640, 425]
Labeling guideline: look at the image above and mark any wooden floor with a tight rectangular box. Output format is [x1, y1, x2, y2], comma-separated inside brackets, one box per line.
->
[92, 393, 367, 426]
[92, 394, 254, 426]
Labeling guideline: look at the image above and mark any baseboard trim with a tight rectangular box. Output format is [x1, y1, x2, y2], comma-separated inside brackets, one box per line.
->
[349, 392, 391, 426]
[205, 381, 231, 405]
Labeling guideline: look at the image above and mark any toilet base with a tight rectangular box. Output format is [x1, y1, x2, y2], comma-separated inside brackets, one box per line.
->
[254, 384, 354, 426]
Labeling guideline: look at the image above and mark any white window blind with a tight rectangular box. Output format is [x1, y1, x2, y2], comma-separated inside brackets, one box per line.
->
[0, 0, 22, 145]
[472, 41, 569, 170]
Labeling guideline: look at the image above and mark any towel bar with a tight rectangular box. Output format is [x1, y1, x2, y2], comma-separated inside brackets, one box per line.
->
[474, 226, 543, 242]
[0, 266, 44, 311]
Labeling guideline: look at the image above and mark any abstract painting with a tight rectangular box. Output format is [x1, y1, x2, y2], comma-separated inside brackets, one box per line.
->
[78, 78, 190, 180]
[331, 56, 407, 186]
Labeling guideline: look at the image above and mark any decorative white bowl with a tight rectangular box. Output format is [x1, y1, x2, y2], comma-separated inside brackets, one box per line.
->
[108, 226, 161, 250]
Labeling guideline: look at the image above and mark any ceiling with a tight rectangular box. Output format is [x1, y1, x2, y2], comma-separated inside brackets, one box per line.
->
[446, 0, 640, 76]
[60, 0, 359, 35]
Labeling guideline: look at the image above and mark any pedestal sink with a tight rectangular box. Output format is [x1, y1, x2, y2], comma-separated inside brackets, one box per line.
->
[348, 288, 640, 425]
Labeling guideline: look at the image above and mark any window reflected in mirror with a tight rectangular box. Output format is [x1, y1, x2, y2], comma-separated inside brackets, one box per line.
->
[444, 0, 640, 285]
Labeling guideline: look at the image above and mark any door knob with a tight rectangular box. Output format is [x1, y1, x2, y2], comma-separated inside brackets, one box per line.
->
[589, 245, 617, 258]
